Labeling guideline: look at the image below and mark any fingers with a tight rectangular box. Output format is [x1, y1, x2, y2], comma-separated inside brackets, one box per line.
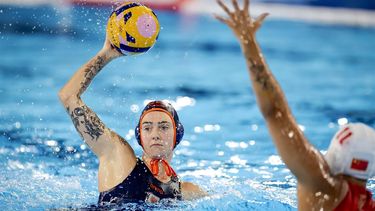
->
[254, 13, 269, 31]
[213, 14, 230, 25]
[215, 0, 269, 33]
[231, 0, 240, 12]
[214, 14, 232, 27]
[216, 0, 232, 17]
[256, 13, 269, 23]
[244, 0, 250, 11]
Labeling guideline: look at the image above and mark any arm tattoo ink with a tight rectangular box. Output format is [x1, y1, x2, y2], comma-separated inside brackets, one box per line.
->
[69, 105, 105, 141]
[79, 55, 106, 96]
[249, 61, 273, 91]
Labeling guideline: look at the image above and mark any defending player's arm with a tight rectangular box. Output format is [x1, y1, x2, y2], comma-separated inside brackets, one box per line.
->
[181, 182, 208, 200]
[215, 0, 340, 194]
[58, 38, 136, 160]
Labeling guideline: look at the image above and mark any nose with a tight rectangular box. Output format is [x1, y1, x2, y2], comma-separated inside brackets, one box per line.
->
[151, 127, 161, 141]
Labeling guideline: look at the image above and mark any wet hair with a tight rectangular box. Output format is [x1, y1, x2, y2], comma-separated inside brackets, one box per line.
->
[135, 101, 184, 148]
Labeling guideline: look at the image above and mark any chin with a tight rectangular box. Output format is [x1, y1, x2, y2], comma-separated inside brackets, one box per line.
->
[147, 149, 170, 159]
[149, 153, 166, 159]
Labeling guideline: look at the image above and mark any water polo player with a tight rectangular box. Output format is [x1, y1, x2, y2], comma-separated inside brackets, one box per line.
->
[58, 6, 205, 205]
[215, 0, 375, 210]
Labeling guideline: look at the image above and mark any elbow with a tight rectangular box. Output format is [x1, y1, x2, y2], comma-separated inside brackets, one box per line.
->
[58, 89, 67, 104]
[58, 88, 75, 105]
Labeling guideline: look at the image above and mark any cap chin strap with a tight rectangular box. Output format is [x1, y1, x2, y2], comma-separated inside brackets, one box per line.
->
[150, 159, 176, 177]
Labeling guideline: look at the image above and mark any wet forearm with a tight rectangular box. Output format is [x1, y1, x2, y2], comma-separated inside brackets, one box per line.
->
[241, 38, 290, 118]
[59, 50, 112, 101]
[241, 38, 324, 183]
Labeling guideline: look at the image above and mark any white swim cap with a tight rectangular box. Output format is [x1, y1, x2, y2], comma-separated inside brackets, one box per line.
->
[325, 123, 375, 180]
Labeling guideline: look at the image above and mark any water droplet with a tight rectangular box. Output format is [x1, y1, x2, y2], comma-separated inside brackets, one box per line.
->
[251, 124, 258, 131]
[130, 104, 139, 113]
[337, 118, 348, 125]
[298, 124, 306, 131]
[14, 122, 21, 129]
[288, 131, 294, 138]
[249, 140, 256, 145]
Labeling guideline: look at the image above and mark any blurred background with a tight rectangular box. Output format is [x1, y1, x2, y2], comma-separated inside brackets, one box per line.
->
[0, 0, 374, 210]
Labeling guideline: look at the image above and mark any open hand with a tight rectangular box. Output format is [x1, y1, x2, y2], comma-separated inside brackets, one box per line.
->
[214, 0, 269, 45]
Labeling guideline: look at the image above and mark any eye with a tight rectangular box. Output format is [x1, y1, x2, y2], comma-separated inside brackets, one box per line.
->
[160, 125, 169, 131]
[143, 126, 151, 132]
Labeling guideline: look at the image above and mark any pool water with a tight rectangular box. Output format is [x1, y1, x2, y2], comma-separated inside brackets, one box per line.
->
[0, 4, 375, 210]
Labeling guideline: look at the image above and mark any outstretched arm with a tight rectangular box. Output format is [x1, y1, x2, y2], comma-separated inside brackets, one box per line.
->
[181, 182, 208, 200]
[215, 0, 339, 194]
[58, 37, 136, 161]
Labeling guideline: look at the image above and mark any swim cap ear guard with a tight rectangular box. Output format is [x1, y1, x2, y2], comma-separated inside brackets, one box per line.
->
[135, 101, 184, 148]
[325, 123, 375, 180]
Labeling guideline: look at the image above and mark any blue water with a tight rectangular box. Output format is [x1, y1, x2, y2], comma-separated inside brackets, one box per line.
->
[1, 4, 375, 210]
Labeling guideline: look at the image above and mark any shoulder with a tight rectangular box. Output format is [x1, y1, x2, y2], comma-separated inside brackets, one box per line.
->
[99, 131, 137, 164]
[331, 179, 350, 208]
[299, 177, 349, 210]
[181, 182, 200, 191]
[97, 133, 137, 192]
[181, 181, 207, 200]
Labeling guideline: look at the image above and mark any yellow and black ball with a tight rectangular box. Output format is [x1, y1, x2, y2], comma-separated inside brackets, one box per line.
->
[106, 2, 160, 55]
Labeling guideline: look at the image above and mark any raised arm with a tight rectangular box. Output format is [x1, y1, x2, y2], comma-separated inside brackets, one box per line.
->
[215, 0, 338, 193]
[58, 36, 136, 161]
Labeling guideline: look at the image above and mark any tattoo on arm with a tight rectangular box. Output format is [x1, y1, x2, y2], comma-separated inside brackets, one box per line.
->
[78, 55, 106, 96]
[249, 61, 273, 91]
[67, 105, 105, 141]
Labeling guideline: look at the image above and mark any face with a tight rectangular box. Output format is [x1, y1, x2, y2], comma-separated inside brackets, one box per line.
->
[140, 111, 175, 159]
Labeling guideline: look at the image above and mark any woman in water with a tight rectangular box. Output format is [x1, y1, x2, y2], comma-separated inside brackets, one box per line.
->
[215, 0, 375, 210]
[58, 33, 206, 204]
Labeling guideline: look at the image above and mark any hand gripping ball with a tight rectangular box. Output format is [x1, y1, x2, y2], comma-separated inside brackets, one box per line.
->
[106, 2, 160, 55]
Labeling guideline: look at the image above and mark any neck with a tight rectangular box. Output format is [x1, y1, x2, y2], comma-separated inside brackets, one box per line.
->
[142, 153, 172, 163]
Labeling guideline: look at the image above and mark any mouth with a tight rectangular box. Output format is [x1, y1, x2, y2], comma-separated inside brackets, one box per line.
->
[151, 144, 163, 147]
